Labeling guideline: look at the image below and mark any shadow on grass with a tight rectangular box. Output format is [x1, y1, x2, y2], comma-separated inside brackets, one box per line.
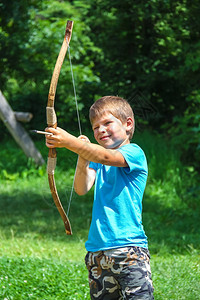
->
[1, 183, 199, 256]
[0, 185, 93, 241]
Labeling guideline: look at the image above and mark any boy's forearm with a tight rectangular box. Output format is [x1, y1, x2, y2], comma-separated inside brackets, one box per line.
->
[46, 128, 127, 167]
[64, 133, 119, 165]
[74, 156, 94, 195]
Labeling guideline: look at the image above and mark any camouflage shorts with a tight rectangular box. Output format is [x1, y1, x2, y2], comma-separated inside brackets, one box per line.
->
[85, 246, 154, 300]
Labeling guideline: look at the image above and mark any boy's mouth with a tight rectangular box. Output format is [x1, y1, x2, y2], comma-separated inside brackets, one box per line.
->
[100, 135, 110, 141]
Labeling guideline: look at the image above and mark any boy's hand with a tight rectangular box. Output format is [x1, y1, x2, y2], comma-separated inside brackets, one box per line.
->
[74, 135, 96, 195]
[76, 135, 91, 163]
[45, 127, 70, 148]
[77, 135, 91, 143]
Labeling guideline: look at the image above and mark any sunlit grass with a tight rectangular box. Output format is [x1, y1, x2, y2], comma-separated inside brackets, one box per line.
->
[151, 254, 200, 299]
[0, 256, 89, 299]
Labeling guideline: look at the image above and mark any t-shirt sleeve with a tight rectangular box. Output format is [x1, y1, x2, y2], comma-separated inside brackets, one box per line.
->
[89, 161, 98, 171]
[117, 144, 148, 174]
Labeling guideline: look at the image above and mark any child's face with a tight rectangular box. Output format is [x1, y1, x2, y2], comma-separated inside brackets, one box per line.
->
[92, 113, 131, 149]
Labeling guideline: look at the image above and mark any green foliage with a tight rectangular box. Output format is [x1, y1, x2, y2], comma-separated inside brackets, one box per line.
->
[132, 131, 200, 256]
[79, 0, 200, 116]
[134, 130, 200, 212]
[0, 139, 46, 180]
[166, 90, 200, 170]
[75, 0, 200, 171]
[0, 0, 100, 138]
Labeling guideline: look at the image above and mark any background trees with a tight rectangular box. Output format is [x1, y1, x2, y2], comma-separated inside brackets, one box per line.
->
[78, 0, 200, 169]
[0, 0, 99, 132]
[0, 0, 199, 169]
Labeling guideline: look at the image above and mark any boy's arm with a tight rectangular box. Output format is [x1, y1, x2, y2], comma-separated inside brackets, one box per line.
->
[73, 135, 96, 195]
[74, 156, 96, 195]
[45, 127, 128, 167]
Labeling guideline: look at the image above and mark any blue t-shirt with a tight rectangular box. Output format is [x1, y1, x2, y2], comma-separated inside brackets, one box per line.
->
[85, 143, 148, 252]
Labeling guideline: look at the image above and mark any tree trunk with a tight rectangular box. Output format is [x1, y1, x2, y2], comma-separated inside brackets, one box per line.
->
[0, 91, 44, 166]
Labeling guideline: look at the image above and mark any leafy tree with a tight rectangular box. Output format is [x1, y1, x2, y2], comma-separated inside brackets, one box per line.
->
[75, 0, 200, 169]
[0, 0, 100, 137]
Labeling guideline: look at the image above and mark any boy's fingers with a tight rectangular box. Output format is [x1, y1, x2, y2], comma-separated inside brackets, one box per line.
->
[78, 135, 90, 143]
[45, 127, 57, 135]
[46, 140, 53, 148]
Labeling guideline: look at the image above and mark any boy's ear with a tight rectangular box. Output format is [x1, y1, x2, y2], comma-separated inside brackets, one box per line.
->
[126, 117, 134, 130]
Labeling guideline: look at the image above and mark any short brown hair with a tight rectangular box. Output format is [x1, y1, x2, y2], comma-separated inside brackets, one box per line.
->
[89, 96, 135, 139]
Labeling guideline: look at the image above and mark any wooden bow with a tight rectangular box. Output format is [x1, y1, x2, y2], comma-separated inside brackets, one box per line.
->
[46, 20, 73, 235]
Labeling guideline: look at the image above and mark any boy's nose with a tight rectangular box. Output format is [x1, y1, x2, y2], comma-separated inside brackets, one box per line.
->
[99, 125, 106, 132]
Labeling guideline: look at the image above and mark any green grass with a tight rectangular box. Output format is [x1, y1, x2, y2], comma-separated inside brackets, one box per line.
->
[151, 254, 200, 299]
[0, 257, 89, 299]
[0, 132, 200, 299]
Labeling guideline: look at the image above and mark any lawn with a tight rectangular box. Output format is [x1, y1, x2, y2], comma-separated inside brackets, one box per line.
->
[0, 133, 199, 299]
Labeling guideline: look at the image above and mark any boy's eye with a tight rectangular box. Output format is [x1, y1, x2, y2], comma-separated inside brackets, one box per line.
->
[93, 120, 112, 131]
[105, 121, 112, 125]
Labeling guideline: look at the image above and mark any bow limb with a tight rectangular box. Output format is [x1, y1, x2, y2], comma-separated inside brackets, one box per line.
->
[46, 20, 73, 235]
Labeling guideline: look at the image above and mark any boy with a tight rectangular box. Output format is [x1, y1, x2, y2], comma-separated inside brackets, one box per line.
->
[46, 96, 154, 299]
